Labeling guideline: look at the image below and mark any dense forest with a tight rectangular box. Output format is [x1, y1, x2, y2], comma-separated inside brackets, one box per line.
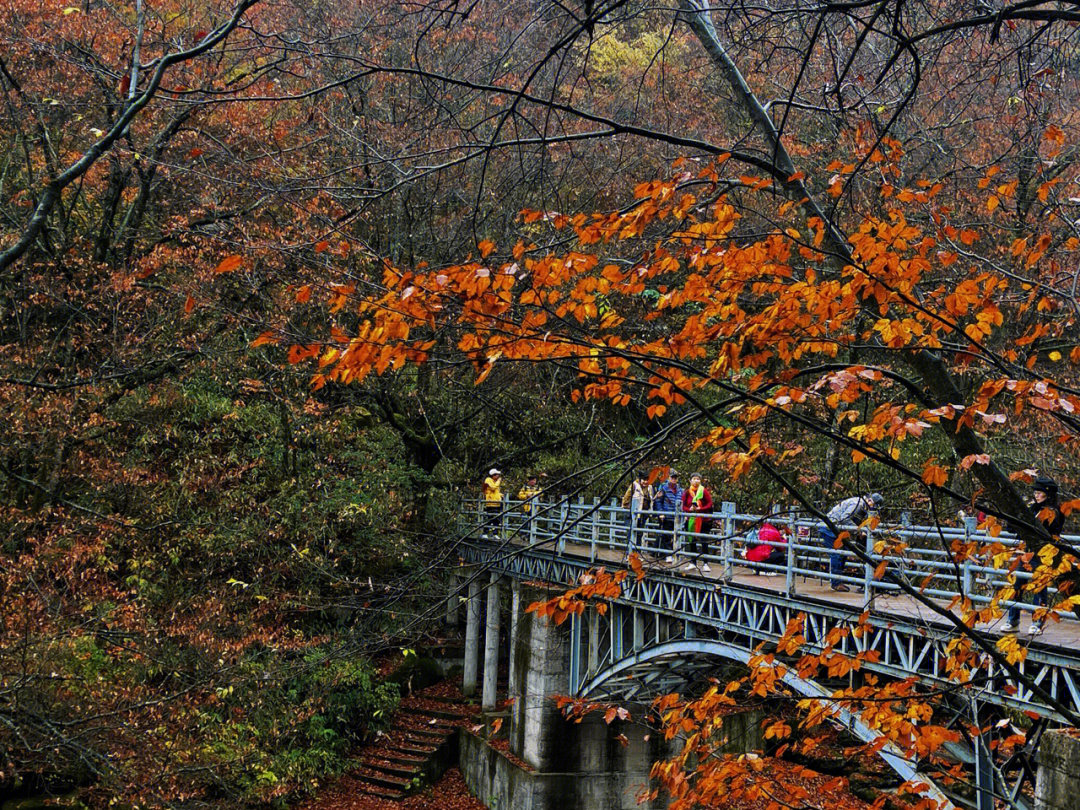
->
[2, 0, 1080, 807]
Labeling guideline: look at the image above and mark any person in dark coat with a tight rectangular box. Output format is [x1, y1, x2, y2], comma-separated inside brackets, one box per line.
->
[653, 470, 683, 560]
[1004, 476, 1066, 635]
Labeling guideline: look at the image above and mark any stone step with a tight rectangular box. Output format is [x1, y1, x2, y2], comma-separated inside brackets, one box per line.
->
[361, 757, 422, 780]
[422, 693, 473, 705]
[354, 783, 406, 801]
[400, 704, 473, 722]
[366, 747, 429, 766]
[352, 764, 411, 791]
[401, 724, 453, 740]
[386, 740, 438, 757]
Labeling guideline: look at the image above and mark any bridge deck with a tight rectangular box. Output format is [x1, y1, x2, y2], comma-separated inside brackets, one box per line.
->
[543, 538, 1080, 652]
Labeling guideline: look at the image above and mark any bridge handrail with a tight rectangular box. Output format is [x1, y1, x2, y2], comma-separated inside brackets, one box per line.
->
[462, 495, 1079, 621]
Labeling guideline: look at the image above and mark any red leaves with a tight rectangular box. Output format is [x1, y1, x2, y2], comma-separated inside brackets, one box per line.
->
[603, 705, 630, 724]
[214, 255, 243, 274]
[959, 453, 991, 470]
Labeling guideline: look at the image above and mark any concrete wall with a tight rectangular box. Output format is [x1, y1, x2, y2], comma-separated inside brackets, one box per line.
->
[460, 730, 665, 810]
[1036, 729, 1080, 810]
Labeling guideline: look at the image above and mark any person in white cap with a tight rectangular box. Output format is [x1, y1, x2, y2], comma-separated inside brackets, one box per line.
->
[821, 492, 883, 592]
[482, 469, 503, 536]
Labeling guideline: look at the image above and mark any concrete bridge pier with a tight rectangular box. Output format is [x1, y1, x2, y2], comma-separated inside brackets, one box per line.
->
[508, 579, 521, 700]
[445, 568, 460, 626]
[482, 572, 501, 711]
[462, 570, 482, 698]
[1036, 729, 1080, 810]
[459, 582, 671, 809]
[509, 582, 570, 770]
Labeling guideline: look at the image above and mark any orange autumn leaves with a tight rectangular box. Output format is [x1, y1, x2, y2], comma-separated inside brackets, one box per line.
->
[270, 150, 1080, 491]
[526, 555, 645, 626]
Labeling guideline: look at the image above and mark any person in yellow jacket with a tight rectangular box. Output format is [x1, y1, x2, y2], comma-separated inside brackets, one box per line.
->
[517, 474, 542, 513]
[482, 469, 502, 537]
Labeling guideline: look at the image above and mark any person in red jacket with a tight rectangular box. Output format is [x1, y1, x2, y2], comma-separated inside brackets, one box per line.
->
[746, 522, 786, 577]
[681, 473, 714, 570]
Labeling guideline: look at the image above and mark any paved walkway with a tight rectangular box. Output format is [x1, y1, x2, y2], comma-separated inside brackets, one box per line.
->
[520, 538, 1080, 653]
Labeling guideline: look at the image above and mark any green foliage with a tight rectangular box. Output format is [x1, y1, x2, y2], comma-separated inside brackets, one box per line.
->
[193, 653, 399, 804]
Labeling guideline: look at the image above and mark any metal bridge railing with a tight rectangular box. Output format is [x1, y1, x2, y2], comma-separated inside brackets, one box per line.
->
[463, 495, 1080, 622]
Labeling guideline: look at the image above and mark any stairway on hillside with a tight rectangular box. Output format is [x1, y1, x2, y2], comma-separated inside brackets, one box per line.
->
[350, 686, 480, 802]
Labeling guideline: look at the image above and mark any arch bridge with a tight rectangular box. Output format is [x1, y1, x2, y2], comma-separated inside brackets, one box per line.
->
[451, 497, 1080, 810]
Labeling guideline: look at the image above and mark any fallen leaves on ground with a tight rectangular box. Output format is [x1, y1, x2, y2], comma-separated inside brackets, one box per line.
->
[300, 768, 487, 810]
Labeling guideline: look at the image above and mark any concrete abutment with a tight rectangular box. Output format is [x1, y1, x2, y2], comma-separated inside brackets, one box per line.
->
[455, 580, 767, 809]
[1035, 729, 1080, 810]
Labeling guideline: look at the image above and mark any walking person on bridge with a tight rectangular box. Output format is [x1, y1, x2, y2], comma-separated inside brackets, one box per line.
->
[681, 473, 714, 572]
[653, 470, 683, 563]
[821, 493, 883, 592]
[1003, 475, 1066, 635]
[621, 470, 654, 558]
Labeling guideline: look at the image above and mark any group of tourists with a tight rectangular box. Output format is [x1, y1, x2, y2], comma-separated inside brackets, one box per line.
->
[479, 465, 1069, 635]
[482, 469, 543, 512]
[622, 469, 717, 570]
[619, 469, 881, 581]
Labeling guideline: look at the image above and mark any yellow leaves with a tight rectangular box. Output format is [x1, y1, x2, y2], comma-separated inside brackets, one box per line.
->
[603, 706, 631, 724]
[287, 344, 320, 365]
[872, 317, 923, 348]
[775, 617, 806, 656]
[214, 255, 243, 274]
[478, 239, 496, 258]
[996, 633, 1028, 667]
[646, 404, 667, 420]
[1060, 499, 1080, 517]
[986, 195, 1000, 212]
[1025, 233, 1053, 267]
